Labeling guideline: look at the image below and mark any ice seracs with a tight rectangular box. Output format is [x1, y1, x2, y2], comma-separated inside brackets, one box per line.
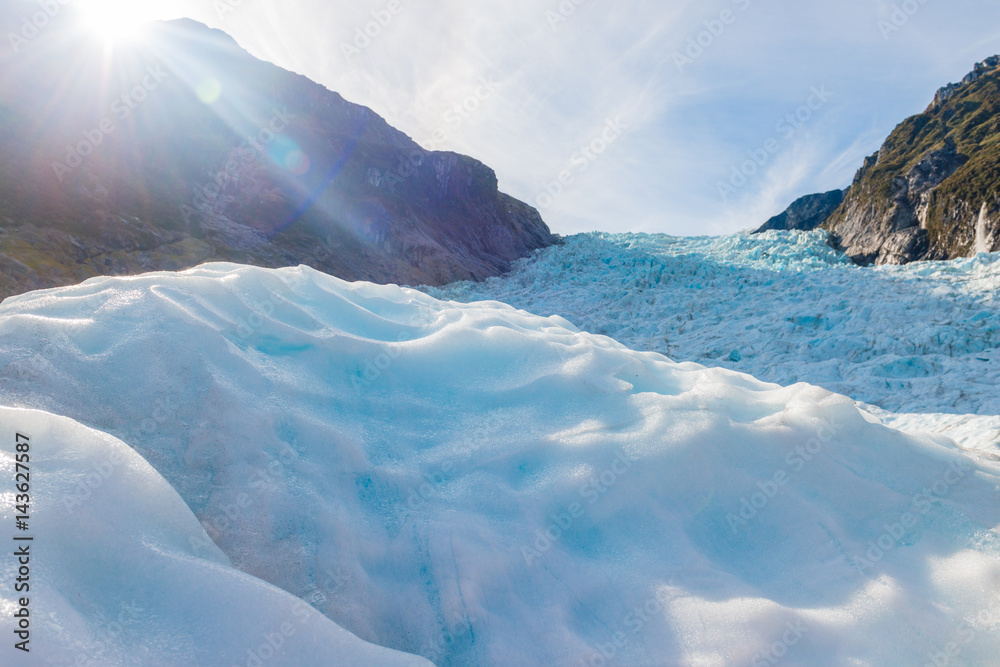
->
[428, 229, 1000, 452]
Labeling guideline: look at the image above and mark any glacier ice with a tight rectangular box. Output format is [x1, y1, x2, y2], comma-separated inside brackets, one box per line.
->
[427, 230, 1000, 452]
[1, 261, 999, 665]
[0, 407, 431, 666]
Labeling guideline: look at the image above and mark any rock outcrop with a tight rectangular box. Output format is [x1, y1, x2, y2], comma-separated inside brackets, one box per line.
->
[757, 55, 1000, 264]
[0, 16, 556, 300]
[755, 189, 847, 233]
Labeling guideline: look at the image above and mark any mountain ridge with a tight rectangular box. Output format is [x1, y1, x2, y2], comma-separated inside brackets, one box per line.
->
[0, 15, 556, 300]
[756, 55, 1000, 264]
[755, 189, 847, 233]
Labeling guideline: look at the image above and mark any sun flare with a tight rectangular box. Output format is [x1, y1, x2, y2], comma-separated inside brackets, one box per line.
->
[77, 0, 151, 42]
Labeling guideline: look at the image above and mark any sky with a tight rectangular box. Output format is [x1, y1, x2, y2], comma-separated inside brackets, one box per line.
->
[24, 0, 1000, 236]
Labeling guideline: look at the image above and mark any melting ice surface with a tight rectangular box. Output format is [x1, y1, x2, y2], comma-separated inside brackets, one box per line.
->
[428, 230, 1000, 453]
[0, 247, 997, 665]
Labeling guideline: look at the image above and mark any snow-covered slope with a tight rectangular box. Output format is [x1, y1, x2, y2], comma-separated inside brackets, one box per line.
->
[1, 263, 999, 665]
[0, 407, 430, 666]
[427, 230, 1000, 451]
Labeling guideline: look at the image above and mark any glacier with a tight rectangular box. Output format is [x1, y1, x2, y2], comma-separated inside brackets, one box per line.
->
[0, 407, 430, 666]
[427, 230, 1000, 453]
[1, 257, 999, 665]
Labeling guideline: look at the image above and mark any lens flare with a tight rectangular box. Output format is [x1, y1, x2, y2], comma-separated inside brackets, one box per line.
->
[196, 78, 223, 105]
[77, 0, 151, 42]
[268, 137, 311, 175]
[285, 150, 311, 175]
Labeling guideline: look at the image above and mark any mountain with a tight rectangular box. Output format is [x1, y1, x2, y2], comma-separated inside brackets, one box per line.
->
[0, 15, 555, 300]
[756, 55, 1000, 264]
[755, 188, 846, 232]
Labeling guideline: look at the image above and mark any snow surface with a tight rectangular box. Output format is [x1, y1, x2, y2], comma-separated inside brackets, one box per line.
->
[0, 407, 431, 666]
[1, 261, 999, 665]
[426, 230, 1000, 452]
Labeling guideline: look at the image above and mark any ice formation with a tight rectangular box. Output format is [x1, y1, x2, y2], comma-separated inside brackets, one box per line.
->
[1, 260, 998, 665]
[428, 230, 1000, 452]
[0, 407, 430, 666]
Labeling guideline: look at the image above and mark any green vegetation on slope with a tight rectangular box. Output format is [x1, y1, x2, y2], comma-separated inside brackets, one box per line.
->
[825, 58, 1000, 261]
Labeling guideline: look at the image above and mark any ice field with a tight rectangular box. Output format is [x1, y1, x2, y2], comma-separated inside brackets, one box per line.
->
[0, 254, 998, 665]
[427, 230, 1000, 454]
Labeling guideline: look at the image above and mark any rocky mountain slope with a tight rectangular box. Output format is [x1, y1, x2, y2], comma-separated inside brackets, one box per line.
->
[0, 14, 555, 300]
[757, 56, 1000, 264]
[755, 189, 846, 232]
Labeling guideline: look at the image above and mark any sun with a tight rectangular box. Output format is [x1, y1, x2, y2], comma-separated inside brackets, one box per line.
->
[77, 0, 152, 42]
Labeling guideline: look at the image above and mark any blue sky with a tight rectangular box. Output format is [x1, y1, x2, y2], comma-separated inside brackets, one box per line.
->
[54, 0, 1000, 236]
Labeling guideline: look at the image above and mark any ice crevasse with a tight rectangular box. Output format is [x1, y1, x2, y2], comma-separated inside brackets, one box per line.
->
[0, 262, 998, 665]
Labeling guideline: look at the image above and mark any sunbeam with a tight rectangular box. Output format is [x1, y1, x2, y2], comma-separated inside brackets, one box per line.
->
[76, 0, 152, 43]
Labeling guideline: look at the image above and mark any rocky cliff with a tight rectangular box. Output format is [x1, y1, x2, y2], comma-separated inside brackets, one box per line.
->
[0, 15, 556, 299]
[756, 55, 1000, 264]
[756, 189, 846, 233]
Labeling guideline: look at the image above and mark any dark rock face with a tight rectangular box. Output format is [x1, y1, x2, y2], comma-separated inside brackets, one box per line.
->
[755, 56, 1000, 265]
[755, 189, 846, 233]
[0, 16, 556, 300]
[823, 56, 1000, 265]
[828, 142, 966, 264]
